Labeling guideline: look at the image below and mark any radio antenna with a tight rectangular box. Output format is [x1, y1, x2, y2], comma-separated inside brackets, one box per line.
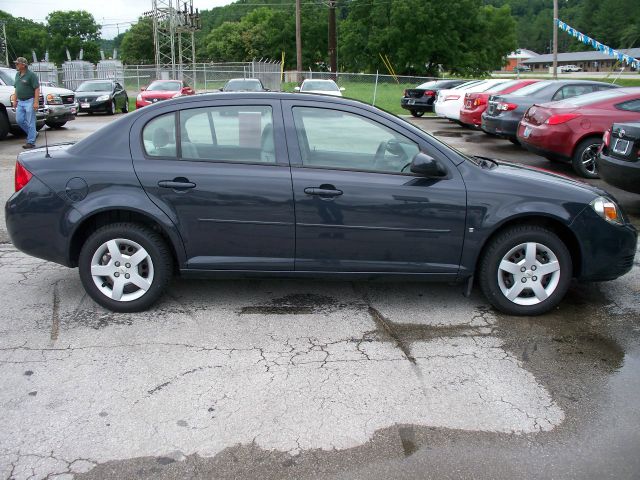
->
[43, 124, 50, 158]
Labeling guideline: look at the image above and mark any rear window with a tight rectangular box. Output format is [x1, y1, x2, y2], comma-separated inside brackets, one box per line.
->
[415, 81, 438, 89]
[560, 88, 627, 107]
[511, 81, 554, 96]
[490, 80, 520, 93]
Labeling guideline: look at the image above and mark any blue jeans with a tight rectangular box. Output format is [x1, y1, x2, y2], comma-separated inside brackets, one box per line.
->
[16, 98, 37, 145]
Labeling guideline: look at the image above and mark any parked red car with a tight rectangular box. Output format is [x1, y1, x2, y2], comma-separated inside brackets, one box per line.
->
[135, 80, 195, 109]
[517, 87, 640, 178]
[459, 80, 539, 128]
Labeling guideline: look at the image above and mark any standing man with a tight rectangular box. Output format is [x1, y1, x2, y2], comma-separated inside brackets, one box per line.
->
[12, 57, 39, 149]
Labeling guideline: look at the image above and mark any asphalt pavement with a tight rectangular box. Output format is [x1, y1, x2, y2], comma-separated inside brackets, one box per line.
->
[0, 113, 638, 480]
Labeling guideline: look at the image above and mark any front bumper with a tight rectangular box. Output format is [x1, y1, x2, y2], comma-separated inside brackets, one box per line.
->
[572, 205, 638, 281]
[45, 103, 77, 123]
[78, 99, 111, 113]
[596, 152, 640, 194]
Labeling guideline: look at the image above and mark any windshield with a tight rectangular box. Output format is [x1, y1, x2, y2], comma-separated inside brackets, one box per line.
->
[224, 79, 263, 91]
[489, 80, 521, 93]
[511, 81, 554, 96]
[147, 80, 181, 91]
[452, 80, 483, 90]
[0, 68, 17, 86]
[76, 82, 112, 92]
[302, 81, 339, 91]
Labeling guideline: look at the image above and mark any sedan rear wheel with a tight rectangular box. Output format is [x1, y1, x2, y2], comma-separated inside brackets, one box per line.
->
[410, 110, 424, 118]
[479, 225, 572, 316]
[572, 137, 601, 179]
[78, 223, 172, 312]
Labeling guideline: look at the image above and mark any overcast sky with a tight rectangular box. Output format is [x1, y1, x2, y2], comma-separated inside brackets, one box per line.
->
[0, 0, 234, 38]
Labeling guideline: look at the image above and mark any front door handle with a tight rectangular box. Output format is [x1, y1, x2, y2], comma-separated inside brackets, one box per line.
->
[158, 178, 196, 190]
[304, 187, 343, 197]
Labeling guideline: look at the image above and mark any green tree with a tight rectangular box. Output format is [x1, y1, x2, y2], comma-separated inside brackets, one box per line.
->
[119, 17, 154, 64]
[339, 0, 516, 76]
[0, 11, 47, 63]
[46, 10, 101, 64]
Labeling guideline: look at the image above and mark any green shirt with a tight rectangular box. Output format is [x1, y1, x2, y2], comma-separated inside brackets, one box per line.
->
[14, 69, 39, 100]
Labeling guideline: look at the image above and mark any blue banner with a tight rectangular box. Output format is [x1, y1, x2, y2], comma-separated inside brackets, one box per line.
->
[556, 19, 639, 69]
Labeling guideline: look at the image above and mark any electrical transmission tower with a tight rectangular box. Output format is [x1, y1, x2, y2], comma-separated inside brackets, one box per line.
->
[150, 0, 201, 85]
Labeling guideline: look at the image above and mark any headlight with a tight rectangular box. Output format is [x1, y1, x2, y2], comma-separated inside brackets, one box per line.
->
[590, 196, 623, 225]
[136, 94, 142, 101]
[96, 95, 110, 101]
[46, 93, 63, 105]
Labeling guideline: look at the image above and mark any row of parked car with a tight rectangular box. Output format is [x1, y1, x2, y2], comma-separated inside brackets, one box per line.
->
[401, 78, 640, 194]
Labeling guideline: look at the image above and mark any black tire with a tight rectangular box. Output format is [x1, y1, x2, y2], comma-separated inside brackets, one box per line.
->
[10, 127, 25, 137]
[508, 137, 520, 146]
[45, 120, 67, 128]
[78, 223, 173, 312]
[121, 97, 129, 114]
[0, 111, 9, 140]
[36, 122, 44, 131]
[410, 110, 424, 118]
[479, 225, 572, 316]
[572, 137, 601, 179]
[108, 99, 116, 115]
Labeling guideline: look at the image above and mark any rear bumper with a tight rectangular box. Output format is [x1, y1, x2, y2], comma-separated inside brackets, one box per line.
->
[5, 175, 75, 267]
[517, 122, 574, 158]
[596, 153, 640, 194]
[400, 97, 434, 112]
[481, 114, 519, 139]
[459, 108, 484, 127]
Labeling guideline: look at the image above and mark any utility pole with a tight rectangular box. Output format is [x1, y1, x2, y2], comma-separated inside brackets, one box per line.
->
[552, 0, 558, 79]
[295, 0, 302, 81]
[328, 0, 337, 78]
[1, 22, 8, 67]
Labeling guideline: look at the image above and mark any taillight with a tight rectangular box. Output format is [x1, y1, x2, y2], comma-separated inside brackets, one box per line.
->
[496, 102, 517, 111]
[545, 113, 580, 125]
[474, 96, 487, 106]
[15, 161, 33, 192]
[602, 129, 611, 147]
[423, 90, 435, 97]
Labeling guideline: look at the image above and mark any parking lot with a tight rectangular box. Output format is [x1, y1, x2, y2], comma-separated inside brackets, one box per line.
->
[0, 113, 638, 480]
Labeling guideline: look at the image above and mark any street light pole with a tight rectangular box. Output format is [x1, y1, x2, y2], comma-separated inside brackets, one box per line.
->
[552, 0, 558, 79]
[295, 0, 302, 82]
[328, 0, 337, 78]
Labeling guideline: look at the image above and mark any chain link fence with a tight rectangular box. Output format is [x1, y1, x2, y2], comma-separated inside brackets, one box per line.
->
[30, 60, 474, 115]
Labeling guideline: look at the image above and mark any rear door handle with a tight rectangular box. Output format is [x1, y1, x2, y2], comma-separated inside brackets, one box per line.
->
[304, 187, 343, 197]
[158, 178, 196, 190]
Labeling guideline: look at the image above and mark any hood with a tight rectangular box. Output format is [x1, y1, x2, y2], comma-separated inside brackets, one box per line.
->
[41, 86, 74, 96]
[140, 90, 179, 99]
[490, 159, 608, 199]
[75, 90, 111, 98]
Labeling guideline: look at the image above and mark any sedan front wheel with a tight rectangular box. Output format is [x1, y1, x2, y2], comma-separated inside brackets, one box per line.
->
[479, 225, 572, 316]
[78, 223, 172, 312]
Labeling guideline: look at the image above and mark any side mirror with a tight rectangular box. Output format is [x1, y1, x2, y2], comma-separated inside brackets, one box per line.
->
[410, 152, 447, 178]
[264, 88, 270, 92]
[294, 86, 301, 91]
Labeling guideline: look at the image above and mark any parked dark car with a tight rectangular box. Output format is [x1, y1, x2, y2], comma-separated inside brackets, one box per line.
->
[481, 80, 617, 143]
[517, 87, 640, 178]
[597, 121, 640, 194]
[222, 78, 268, 92]
[401, 79, 467, 117]
[5, 93, 637, 316]
[75, 80, 129, 115]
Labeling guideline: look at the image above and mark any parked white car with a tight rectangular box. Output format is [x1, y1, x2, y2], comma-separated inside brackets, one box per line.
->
[295, 79, 345, 96]
[560, 64, 583, 73]
[434, 79, 508, 121]
[0, 67, 77, 129]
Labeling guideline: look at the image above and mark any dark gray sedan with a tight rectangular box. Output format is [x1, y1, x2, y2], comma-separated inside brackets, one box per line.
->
[5, 93, 637, 315]
[481, 80, 617, 143]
